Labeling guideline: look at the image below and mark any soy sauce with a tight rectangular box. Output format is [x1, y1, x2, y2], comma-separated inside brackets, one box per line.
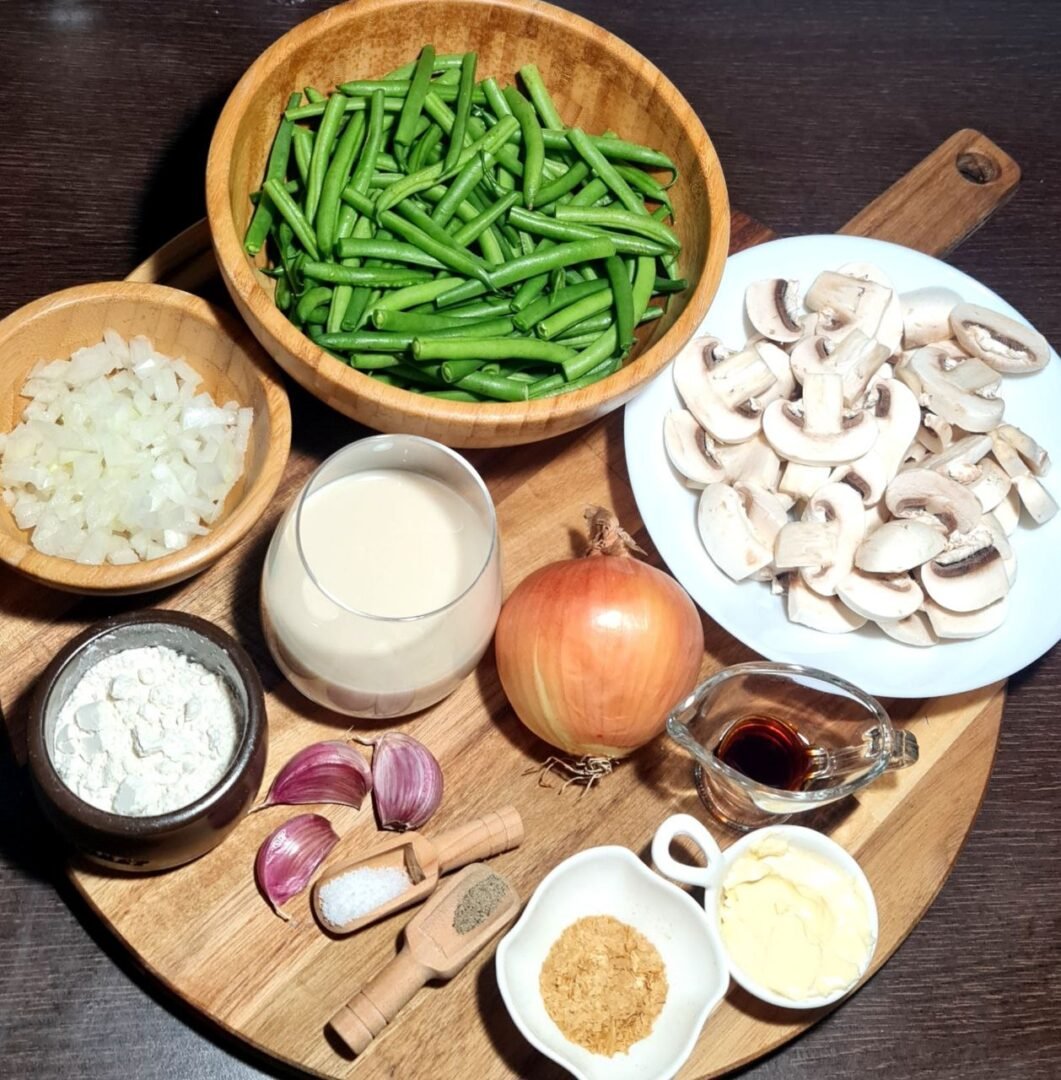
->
[714, 715, 812, 791]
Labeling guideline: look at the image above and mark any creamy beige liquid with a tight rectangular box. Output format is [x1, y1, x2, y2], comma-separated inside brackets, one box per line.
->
[261, 467, 500, 718]
[299, 470, 486, 618]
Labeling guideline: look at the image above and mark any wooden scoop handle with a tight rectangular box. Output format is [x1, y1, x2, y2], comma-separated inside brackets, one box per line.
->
[328, 947, 433, 1056]
[432, 805, 524, 873]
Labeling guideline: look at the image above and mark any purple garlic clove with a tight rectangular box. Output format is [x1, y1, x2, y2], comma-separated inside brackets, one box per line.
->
[255, 812, 339, 919]
[360, 732, 443, 832]
[259, 740, 371, 810]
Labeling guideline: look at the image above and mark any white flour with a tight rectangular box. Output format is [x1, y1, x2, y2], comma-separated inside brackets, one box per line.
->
[50, 645, 239, 816]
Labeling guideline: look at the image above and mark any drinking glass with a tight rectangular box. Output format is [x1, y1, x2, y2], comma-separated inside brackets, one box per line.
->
[261, 435, 501, 719]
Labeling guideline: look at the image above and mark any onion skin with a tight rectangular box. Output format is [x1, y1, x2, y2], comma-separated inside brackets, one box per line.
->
[495, 544, 703, 758]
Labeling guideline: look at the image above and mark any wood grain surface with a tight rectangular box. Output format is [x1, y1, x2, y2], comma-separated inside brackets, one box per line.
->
[0, 2, 1058, 1079]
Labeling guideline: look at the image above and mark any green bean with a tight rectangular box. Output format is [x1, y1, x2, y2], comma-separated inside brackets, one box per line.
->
[372, 277, 463, 312]
[295, 286, 333, 324]
[485, 237, 615, 290]
[312, 329, 414, 352]
[379, 211, 492, 282]
[306, 91, 348, 223]
[556, 311, 614, 338]
[383, 53, 464, 80]
[476, 225, 506, 267]
[615, 164, 673, 211]
[264, 178, 320, 259]
[379, 311, 514, 339]
[555, 205, 679, 250]
[434, 278, 488, 308]
[565, 129, 647, 217]
[540, 130, 677, 180]
[386, 362, 447, 387]
[512, 279, 609, 331]
[605, 254, 635, 352]
[334, 238, 443, 268]
[431, 145, 498, 227]
[304, 86, 325, 104]
[452, 192, 520, 247]
[389, 197, 467, 250]
[348, 89, 387, 197]
[507, 206, 668, 256]
[533, 161, 590, 208]
[423, 91, 526, 179]
[568, 177, 609, 207]
[511, 274, 549, 310]
[349, 352, 403, 370]
[653, 275, 688, 293]
[316, 112, 367, 255]
[285, 98, 406, 121]
[412, 337, 576, 364]
[454, 371, 529, 401]
[550, 356, 622, 396]
[327, 206, 367, 333]
[518, 64, 564, 129]
[503, 85, 544, 209]
[291, 127, 313, 186]
[274, 277, 292, 311]
[372, 308, 471, 332]
[408, 122, 443, 171]
[443, 52, 477, 174]
[394, 44, 435, 147]
[302, 262, 434, 287]
[537, 289, 613, 340]
[443, 298, 516, 319]
[549, 330, 600, 349]
[424, 388, 482, 401]
[337, 79, 410, 96]
[245, 92, 301, 255]
[481, 77, 511, 119]
[440, 358, 486, 383]
[562, 326, 619, 382]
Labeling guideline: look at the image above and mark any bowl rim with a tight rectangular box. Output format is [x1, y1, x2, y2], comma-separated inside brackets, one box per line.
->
[205, 0, 730, 435]
[25, 609, 267, 834]
[0, 280, 292, 594]
[495, 844, 729, 1080]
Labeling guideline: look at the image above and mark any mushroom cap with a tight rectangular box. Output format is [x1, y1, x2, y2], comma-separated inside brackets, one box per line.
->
[674, 341, 776, 444]
[787, 576, 867, 634]
[717, 433, 782, 490]
[663, 410, 727, 488]
[898, 286, 963, 349]
[855, 519, 946, 573]
[876, 611, 939, 647]
[950, 302, 1050, 374]
[961, 457, 1011, 513]
[697, 482, 774, 582]
[924, 595, 1007, 639]
[778, 461, 831, 502]
[745, 278, 805, 344]
[774, 520, 837, 570]
[837, 568, 924, 621]
[885, 468, 982, 534]
[920, 537, 1010, 613]
[804, 271, 892, 341]
[753, 341, 797, 405]
[799, 481, 866, 596]
[788, 335, 834, 384]
[762, 389, 879, 466]
[905, 346, 1005, 433]
[1014, 474, 1059, 524]
[734, 481, 790, 547]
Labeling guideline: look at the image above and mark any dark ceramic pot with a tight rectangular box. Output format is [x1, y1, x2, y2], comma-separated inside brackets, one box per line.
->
[27, 610, 267, 872]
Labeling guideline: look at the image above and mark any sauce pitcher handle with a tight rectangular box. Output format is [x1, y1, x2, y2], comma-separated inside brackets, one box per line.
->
[651, 813, 723, 890]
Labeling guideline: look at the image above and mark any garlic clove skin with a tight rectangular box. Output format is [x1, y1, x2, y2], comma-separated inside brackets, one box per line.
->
[363, 732, 443, 832]
[260, 740, 371, 810]
[255, 813, 339, 919]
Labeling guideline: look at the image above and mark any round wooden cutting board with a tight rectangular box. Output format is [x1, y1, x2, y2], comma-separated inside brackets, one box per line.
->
[0, 128, 1017, 1078]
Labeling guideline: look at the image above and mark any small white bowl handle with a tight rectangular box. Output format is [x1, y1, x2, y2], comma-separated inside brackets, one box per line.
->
[651, 813, 724, 890]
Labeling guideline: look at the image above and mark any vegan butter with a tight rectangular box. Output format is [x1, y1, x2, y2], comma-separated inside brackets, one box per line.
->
[719, 837, 874, 1001]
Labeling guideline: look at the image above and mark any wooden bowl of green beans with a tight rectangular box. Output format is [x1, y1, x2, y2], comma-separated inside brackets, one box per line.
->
[207, 0, 729, 448]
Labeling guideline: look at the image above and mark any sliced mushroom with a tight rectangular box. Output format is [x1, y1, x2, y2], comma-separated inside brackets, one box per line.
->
[762, 372, 879, 465]
[959, 458, 1011, 512]
[697, 483, 774, 581]
[753, 341, 797, 406]
[674, 337, 778, 444]
[876, 611, 939, 647]
[831, 379, 921, 505]
[904, 441, 929, 465]
[787, 576, 867, 633]
[805, 271, 892, 341]
[856, 519, 946, 573]
[919, 528, 1009, 612]
[981, 512, 1017, 585]
[864, 500, 889, 535]
[885, 468, 982, 534]
[924, 596, 1007, 639]
[902, 346, 1005, 433]
[799, 481, 865, 596]
[778, 461, 831, 503]
[734, 482, 790, 548]
[950, 302, 1050, 374]
[995, 424, 1050, 476]
[917, 433, 993, 476]
[916, 411, 954, 454]
[717, 432, 782, 491]
[745, 279, 805, 344]
[898, 287, 963, 349]
[663, 410, 727, 488]
[826, 329, 892, 405]
[788, 334, 834, 384]
[1014, 474, 1059, 524]
[992, 485, 1021, 536]
[837, 569, 924, 621]
[774, 521, 837, 570]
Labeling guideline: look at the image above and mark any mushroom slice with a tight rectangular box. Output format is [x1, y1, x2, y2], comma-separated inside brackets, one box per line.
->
[981, 512, 1017, 585]
[663, 410, 727, 488]
[734, 481, 791, 548]
[799, 481, 865, 596]
[778, 461, 831, 503]
[837, 569, 924, 621]
[916, 411, 954, 455]
[838, 263, 903, 358]
[992, 486, 1021, 536]
[920, 532, 1009, 613]
[697, 483, 774, 582]
[805, 271, 892, 341]
[898, 287, 963, 349]
[904, 346, 1005, 433]
[924, 596, 1007, 639]
[787, 577, 867, 634]
[904, 442, 929, 465]
[950, 302, 1050, 374]
[959, 458, 1011, 513]
[1014, 475, 1059, 524]
[674, 339, 778, 444]
[828, 329, 892, 405]
[753, 341, 797, 406]
[989, 433, 1030, 479]
[885, 468, 982, 535]
[774, 521, 837, 570]
[788, 335, 834, 384]
[762, 372, 878, 465]
[855, 519, 946, 573]
[745, 279, 805, 344]
[876, 611, 939, 647]
[995, 424, 1050, 476]
[917, 433, 993, 476]
[717, 432, 782, 491]
[864, 500, 889, 536]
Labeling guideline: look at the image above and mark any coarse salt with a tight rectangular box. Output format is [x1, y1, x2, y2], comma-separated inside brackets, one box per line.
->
[318, 865, 411, 927]
[49, 645, 239, 816]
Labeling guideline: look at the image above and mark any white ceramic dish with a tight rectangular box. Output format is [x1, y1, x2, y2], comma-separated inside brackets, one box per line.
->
[495, 845, 728, 1080]
[651, 814, 878, 1009]
[624, 234, 1061, 697]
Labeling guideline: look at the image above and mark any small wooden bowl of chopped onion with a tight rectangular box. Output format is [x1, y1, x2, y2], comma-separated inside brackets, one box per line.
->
[0, 281, 291, 594]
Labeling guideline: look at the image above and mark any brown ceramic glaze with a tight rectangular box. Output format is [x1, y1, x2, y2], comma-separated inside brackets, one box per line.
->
[26, 610, 267, 872]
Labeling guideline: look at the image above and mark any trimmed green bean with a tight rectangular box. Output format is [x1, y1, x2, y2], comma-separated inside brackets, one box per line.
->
[295, 286, 333, 324]
[384, 53, 465, 80]
[335, 238, 444, 268]
[264, 178, 320, 259]
[508, 206, 668, 256]
[245, 92, 301, 255]
[568, 177, 609, 207]
[408, 123, 443, 172]
[565, 128, 648, 217]
[433, 278, 488, 308]
[533, 161, 590, 208]
[372, 277, 463, 311]
[440, 358, 486, 383]
[551, 356, 622, 396]
[443, 298, 516, 319]
[316, 111, 367, 255]
[481, 77, 511, 119]
[537, 289, 613, 340]
[306, 90, 348, 222]
[605, 254, 635, 352]
[503, 85, 543, 209]
[303, 86, 325, 104]
[616, 164, 673, 210]
[412, 337, 576, 364]
[394, 44, 435, 147]
[302, 262, 433, 286]
[454, 370, 529, 401]
[291, 127, 313, 186]
[541, 130, 677, 180]
[431, 145, 498, 227]
[485, 237, 616, 290]
[349, 89, 387, 196]
[372, 308, 471, 332]
[653, 275, 688, 293]
[424, 388, 482, 401]
[518, 64, 564, 129]
[512, 279, 609, 331]
[555, 205, 679, 250]
[349, 352, 403, 370]
[443, 52, 477, 174]
[312, 329, 414, 351]
[452, 192, 520, 247]
[557, 311, 614, 338]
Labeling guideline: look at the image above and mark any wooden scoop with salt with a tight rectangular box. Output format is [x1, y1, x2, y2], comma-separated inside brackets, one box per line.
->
[312, 805, 523, 934]
[327, 863, 520, 1056]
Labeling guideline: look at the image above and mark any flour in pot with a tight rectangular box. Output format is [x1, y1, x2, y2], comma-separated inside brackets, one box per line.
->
[50, 645, 240, 816]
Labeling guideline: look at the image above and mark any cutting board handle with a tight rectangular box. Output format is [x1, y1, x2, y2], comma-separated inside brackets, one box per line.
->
[432, 806, 524, 873]
[328, 946, 432, 1056]
[838, 128, 1019, 257]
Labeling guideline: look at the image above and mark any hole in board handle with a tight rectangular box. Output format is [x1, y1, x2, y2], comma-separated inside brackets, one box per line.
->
[956, 151, 1000, 185]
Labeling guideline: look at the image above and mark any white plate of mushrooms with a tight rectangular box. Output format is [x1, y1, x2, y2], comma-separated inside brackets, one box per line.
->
[624, 235, 1061, 698]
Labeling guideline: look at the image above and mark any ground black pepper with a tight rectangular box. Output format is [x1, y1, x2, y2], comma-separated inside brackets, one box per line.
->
[452, 873, 507, 933]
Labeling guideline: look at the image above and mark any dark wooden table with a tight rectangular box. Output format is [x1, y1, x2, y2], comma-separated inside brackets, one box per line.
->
[1, 1, 1058, 1077]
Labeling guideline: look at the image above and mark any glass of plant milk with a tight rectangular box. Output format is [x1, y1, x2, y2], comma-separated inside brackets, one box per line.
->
[261, 435, 501, 718]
